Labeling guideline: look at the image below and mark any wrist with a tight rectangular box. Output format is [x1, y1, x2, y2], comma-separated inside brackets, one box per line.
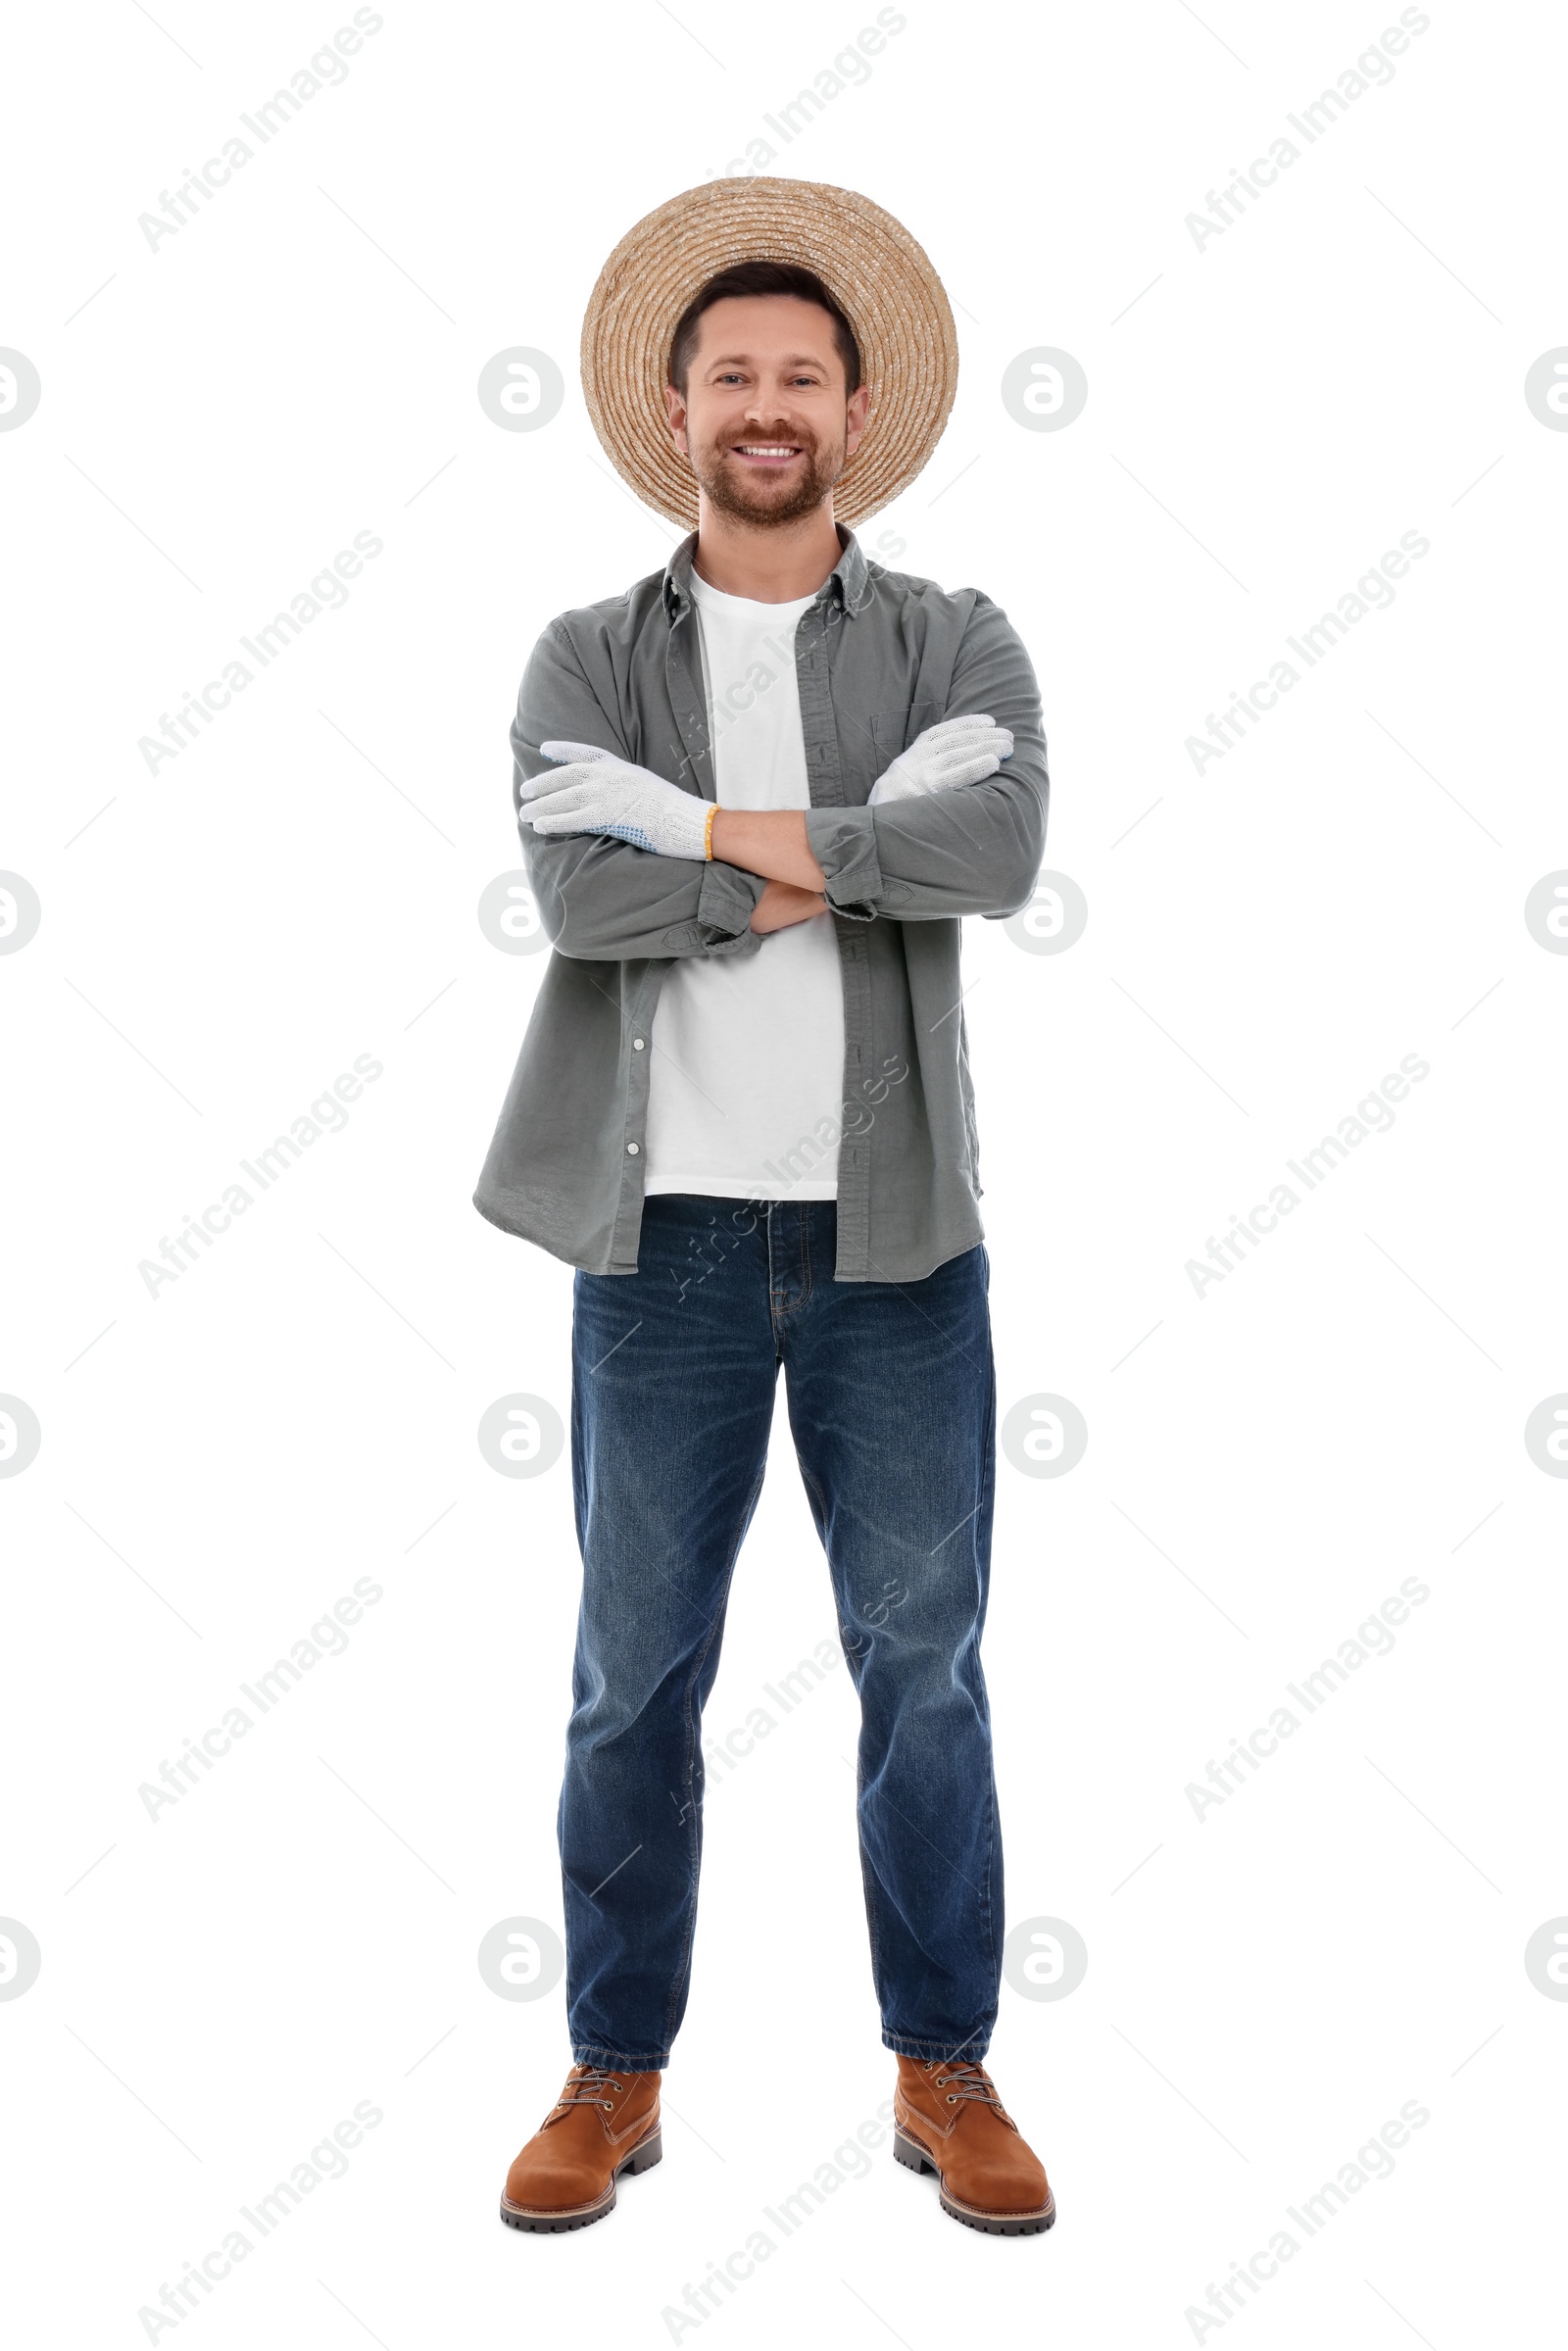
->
[710, 806, 735, 864]
[710, 807, 826, 891]
[750, 877, 829, 934]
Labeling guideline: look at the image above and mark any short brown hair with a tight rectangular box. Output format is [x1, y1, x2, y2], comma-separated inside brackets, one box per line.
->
[667, 260, 862, 396]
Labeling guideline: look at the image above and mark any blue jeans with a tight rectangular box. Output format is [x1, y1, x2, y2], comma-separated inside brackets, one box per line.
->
[561, 1194, 1004, 2069]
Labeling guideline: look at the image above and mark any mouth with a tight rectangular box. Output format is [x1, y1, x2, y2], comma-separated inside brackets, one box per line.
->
[729, 442, 805, 467]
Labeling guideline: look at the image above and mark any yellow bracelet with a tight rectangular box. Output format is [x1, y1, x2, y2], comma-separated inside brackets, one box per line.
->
[704, 803, 718, 860]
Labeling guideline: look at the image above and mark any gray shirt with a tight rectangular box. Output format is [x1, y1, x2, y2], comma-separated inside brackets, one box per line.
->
[472, 524, 1049, 1282]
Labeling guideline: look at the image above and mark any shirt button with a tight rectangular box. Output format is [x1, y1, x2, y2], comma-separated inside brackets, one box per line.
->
[632, 1037, 646, 1051]
[626, 1141, 640, 1155]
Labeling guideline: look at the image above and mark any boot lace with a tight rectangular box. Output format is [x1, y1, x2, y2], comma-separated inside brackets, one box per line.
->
[926, 2058, 1006, 2113]
[556, 2065, 625, 2113]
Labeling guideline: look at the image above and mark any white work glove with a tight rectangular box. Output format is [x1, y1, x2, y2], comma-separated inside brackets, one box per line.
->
[519, 741, 710, 860]
[867, 712, 1014, 807]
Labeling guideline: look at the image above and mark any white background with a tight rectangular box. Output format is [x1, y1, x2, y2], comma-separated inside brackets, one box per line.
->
[4, 1, 1565, 2343]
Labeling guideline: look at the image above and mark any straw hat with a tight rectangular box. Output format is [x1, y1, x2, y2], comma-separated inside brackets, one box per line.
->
[579, 178, 958, 531]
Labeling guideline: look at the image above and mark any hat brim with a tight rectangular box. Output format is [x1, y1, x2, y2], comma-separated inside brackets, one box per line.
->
[580, 178, 958, 531]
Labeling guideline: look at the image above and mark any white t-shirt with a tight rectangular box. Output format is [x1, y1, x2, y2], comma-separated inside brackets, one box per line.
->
[644, 569, 846, 1200]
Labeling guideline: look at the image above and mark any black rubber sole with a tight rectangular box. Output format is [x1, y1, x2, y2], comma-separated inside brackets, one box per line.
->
[893, 2128, 1055, 2235]
[499, 2129, 663, 2231]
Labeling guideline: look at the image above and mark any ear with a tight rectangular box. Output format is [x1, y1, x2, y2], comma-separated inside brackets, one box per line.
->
[662, 381, 690, 455]
[844, 382, 872, 462]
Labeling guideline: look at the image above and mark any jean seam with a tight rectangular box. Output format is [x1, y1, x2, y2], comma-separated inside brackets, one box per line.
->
[857, 1739, 888, 2025]
[978, 1349, 1001, 2008]
[662, 1449, 769, 2058]
[877, 1265, 999, 2055]
[797, 1440, 884, 2002]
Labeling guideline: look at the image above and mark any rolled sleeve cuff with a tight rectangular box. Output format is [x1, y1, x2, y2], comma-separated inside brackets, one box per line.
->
[662, 856, 766, 956]
[804, 806, 883, 922]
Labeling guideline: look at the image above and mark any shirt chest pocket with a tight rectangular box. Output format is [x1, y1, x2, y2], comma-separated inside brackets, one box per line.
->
[864, 701, 947, 783]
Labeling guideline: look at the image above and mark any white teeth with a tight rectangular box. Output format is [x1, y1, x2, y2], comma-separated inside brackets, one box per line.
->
[736, 445, 799, 456]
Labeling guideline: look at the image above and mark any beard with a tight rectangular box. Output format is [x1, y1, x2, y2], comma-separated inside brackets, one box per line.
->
[688, 424, 846, 527]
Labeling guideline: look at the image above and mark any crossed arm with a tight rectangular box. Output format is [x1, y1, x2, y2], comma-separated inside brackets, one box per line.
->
[709, 811, 827, 932]
[510, 612, 1048, 961]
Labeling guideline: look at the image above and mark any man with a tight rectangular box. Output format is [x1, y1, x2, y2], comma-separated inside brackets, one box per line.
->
[475, 180, 1054, 2238]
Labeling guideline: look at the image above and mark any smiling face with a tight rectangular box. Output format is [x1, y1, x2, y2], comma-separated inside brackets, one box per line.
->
[664, 294, 872, 529]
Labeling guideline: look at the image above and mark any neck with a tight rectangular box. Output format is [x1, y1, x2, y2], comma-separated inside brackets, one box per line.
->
[690, 498, 844, 603]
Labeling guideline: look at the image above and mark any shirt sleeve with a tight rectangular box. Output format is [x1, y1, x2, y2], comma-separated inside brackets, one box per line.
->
[513, 621, 766, 962]
[803, 595, 1049, 922]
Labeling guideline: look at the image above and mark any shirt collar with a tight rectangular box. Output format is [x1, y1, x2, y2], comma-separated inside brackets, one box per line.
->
[662, 520, 870, 622]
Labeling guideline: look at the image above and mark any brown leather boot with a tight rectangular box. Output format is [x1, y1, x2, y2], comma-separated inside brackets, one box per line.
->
[894, 2054, 1054, 2234]
[499, 2063, 662, 2231]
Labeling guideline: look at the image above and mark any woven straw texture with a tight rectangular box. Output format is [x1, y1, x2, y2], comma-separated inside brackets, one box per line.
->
[579, 178, 957, 530]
